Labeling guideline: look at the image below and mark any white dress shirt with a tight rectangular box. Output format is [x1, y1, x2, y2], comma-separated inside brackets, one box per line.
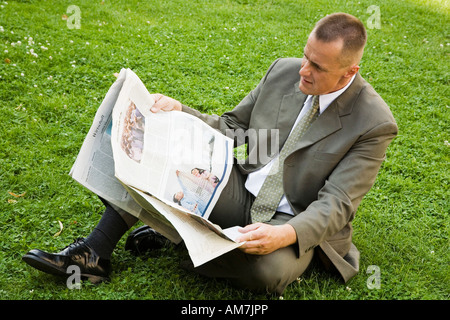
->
[245, 75, 356, 215]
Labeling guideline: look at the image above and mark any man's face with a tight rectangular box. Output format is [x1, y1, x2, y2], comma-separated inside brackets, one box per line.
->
[299, 34, 358, 95]
[175, 191, 184, 201]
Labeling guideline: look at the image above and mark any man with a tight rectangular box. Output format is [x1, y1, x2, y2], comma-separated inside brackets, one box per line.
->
[22, 13, 398, 296]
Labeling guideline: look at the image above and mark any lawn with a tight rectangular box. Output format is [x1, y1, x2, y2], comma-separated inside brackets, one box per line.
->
[0, 0, 448, 302]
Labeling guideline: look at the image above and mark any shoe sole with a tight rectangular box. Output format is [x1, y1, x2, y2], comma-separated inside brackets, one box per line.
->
[22, 253, 109, 284]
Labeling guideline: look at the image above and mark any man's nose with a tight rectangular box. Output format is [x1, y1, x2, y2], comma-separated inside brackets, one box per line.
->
[299, 61, 310, 77]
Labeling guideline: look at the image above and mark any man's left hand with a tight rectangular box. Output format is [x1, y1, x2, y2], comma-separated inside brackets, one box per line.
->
[236, 223, 297, 255]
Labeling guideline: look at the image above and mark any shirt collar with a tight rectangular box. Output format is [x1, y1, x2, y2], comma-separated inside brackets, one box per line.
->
[307, 74, 356, 114]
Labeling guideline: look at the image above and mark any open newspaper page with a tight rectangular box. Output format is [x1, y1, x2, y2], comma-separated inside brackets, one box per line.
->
[109, 69, 241, 266]
[71, 68, 243, 266]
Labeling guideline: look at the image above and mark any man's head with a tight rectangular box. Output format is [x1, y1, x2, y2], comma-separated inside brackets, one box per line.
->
[299, 13, 367, 95]
[173, 191, 184, 203]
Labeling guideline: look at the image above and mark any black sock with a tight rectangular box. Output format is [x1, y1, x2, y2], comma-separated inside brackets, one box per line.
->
[85, 205, 130, 259]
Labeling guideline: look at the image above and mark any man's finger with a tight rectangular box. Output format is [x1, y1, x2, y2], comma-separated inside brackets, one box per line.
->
[150, 101, 165, 113]
[238, 223, 262, 233]
[237, 230, 259, 243]
[237, 223, 263, 242]
[150, 94, 182, 113]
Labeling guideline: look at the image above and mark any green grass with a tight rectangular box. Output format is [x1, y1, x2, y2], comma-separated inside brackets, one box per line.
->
[0, 0, 448, 300]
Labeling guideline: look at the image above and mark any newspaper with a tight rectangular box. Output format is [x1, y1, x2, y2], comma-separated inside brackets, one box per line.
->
[70, 68, 243, 266]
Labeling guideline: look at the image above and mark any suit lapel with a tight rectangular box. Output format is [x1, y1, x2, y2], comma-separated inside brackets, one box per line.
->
[290, 73, 364, 151]
[293, 102, 342, 150]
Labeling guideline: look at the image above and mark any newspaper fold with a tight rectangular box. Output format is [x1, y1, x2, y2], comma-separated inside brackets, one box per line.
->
[70, 68, 242, 267]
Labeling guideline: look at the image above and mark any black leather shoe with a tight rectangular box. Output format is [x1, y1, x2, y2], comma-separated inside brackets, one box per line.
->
[22, 238, 111, 284]
[125, 225, 171, 255]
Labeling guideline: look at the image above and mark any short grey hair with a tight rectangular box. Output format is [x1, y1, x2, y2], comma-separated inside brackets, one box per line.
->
[312, 13, 367, 66]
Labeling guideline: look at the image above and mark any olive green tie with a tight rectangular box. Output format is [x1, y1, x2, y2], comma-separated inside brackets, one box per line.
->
[250, 95, 320, 223]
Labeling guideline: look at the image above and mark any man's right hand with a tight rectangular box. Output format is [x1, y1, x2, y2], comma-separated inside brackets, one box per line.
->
[150, 94, 182, 113]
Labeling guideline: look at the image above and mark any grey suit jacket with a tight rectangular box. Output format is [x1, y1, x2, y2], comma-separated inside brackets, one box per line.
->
[182, 58, 398, 282]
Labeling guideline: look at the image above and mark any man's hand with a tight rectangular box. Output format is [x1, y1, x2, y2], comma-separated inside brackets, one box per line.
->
[150, 93, 182, 113]
[236, 223, 297, 255]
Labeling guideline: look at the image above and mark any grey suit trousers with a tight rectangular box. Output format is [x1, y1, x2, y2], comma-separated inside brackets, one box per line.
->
[192, 165, 314, 296]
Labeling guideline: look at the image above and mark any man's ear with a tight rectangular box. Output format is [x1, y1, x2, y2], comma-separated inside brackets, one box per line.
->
[346, 65, 360, 77]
